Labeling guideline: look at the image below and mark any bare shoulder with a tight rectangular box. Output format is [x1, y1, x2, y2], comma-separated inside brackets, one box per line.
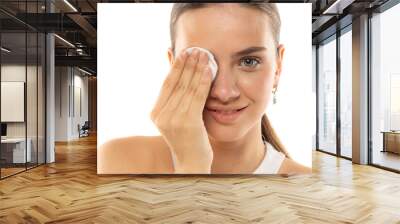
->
[278, 158, 312, 175]
[97, 136, 173, 174]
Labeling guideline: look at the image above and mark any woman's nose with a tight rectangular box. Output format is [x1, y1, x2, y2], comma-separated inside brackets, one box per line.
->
[209, 67, 240, 103]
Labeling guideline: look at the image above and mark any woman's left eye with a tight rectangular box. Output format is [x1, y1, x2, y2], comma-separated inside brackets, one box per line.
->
[239, 57, 260, 68]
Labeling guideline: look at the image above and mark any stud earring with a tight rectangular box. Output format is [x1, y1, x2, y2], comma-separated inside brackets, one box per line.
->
[272, 88, 277, 104]
[262, 134, 267, 145]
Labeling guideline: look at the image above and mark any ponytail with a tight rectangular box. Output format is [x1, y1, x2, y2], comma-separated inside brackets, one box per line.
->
[261, 114, 291, 158]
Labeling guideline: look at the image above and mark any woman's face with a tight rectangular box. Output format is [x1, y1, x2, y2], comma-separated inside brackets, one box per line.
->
[169, 3, 285, 142]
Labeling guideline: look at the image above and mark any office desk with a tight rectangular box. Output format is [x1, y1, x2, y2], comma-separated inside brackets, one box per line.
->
[381, 131, 400, 154]
[1, 138, 32, 163]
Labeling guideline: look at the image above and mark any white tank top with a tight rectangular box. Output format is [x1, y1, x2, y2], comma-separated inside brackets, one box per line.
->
[253, 142, 286, 174]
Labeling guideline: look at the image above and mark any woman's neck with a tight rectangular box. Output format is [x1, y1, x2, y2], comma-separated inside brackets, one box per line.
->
[209, 124, 265, 174]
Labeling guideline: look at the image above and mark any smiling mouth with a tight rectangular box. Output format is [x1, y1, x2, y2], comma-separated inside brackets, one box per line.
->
[206, 106, 247, 113]
[205, 106, 248, 124]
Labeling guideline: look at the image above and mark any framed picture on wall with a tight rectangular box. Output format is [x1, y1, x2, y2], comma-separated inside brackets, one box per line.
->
[1, 81, 25, 122]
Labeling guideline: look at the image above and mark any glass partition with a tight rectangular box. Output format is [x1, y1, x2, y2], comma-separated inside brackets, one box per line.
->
[27, 0, 37, 170]
[38, 32, 45, 165]
[317, 36, 337, 155]
[0, 1, 46, 179]
[1, 31, 28, 177]
[27, 31, 38, 169]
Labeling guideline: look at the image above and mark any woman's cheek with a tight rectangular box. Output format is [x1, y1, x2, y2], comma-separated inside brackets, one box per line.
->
[237, 70, 274, 103]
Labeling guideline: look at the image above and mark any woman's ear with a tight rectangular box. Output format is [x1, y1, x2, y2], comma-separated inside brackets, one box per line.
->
[274, 44, 285, 88]
[167, 48, 175, 66]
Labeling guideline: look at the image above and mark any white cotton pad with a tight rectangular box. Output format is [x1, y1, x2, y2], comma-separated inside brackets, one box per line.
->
[185, 47, 218, 80]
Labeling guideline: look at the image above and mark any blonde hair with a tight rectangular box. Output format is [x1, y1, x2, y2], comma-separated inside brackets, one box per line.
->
[169, 2, 290, 158]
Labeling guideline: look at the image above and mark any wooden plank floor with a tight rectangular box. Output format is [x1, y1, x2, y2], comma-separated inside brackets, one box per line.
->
[0, 134, 400, 223]
[0, 167, 26, 178]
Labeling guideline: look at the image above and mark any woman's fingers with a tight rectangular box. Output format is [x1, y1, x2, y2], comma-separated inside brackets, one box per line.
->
[162, 48, 201, 113]
[151, 50, 189, 121]
[191, 66, 213, 114]
[179, 51, 209, 114]
[151, 49, 214, 173]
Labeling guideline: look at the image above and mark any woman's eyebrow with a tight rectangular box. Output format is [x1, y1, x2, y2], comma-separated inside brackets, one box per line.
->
[232, 46, 267, 58]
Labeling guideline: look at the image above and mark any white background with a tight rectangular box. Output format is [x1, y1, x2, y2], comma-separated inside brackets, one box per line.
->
[98, 3, 312, 167]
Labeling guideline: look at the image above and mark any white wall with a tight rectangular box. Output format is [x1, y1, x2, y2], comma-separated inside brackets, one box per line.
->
[55, 67, 69, 141]
[72, 72, 89, 138]
[1, 65, 39, 138]
[1, 64, 46, 163]
[55, 67, 89, 141]
[1, 66, 26, 140]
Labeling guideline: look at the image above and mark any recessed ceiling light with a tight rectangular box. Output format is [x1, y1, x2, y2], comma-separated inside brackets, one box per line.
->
[322, 0, 354, 15]
[1, 47, 11, 53]
[63, 0, 78, 12]
[54, 34, 75, 48]
[77, 67, 93, 76]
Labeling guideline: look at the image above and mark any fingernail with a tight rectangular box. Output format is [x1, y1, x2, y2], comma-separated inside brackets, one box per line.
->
[191, 50, 199, 61]
[181, 51, 188, 59]
[185, 49, 191, 55]
[192, 49, 199, 56]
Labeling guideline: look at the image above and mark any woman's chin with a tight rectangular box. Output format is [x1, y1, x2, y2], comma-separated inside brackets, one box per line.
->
[205, 124, 244, 142]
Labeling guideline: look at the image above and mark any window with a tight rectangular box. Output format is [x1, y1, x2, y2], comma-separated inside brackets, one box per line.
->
[371, 2, 400, 171]
[340, 28, 352, 158]
[318, 36, 337, 154]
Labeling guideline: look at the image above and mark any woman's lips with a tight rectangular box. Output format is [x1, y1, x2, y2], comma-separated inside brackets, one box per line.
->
[206, 106, 247, 124]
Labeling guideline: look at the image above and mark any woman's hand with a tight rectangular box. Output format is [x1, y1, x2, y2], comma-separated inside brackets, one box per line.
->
[150, 49, 214, 174]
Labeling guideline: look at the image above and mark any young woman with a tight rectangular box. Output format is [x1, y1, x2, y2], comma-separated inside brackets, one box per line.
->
[98, 3, 311, 175]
